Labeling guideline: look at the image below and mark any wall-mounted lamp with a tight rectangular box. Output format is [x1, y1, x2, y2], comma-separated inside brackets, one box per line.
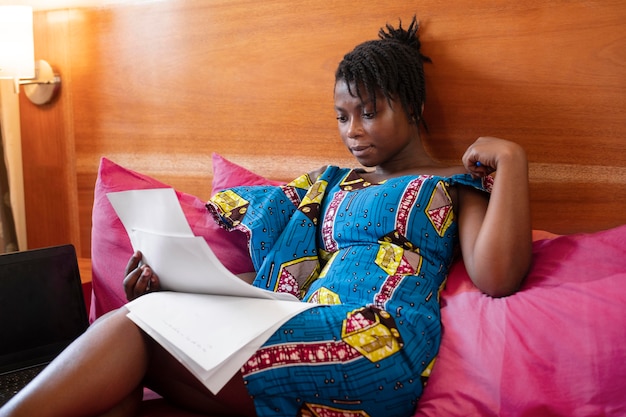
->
[0, 5, 61, 105]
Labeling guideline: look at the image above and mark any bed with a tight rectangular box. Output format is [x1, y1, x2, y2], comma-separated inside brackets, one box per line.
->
[18, 1, 626, 416]
[89, 154, 626, 417]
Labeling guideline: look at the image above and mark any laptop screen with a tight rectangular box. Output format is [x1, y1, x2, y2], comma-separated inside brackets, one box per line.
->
[0, 245, 89, 373]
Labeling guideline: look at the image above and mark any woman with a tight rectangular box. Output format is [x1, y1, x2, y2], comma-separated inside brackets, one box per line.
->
[0, 17, 531, 417]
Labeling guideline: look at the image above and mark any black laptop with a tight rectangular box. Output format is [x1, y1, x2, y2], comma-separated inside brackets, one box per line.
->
[0, 244, 89, 406]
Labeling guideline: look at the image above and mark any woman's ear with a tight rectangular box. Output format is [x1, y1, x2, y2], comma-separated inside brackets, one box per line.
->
[409, 104, 425, 123]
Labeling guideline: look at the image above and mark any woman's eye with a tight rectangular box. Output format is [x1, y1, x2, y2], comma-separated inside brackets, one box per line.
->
[362, 112, 375, 119]
[336, 115, 348, 123]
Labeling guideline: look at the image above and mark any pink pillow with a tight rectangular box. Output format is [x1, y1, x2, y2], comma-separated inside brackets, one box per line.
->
[90, 155, 277, 321]
[415, 225, 626, 417]
[211, 153, 284, 194]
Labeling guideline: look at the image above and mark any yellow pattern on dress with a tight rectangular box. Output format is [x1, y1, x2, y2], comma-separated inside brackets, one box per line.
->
[210, 189, 249, 226]
[374, 242, 404, 276]
[341, 308, 402, 362]
[308, 287, 341, 305]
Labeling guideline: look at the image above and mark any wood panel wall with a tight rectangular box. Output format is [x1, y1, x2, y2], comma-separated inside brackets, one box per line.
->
[19, 0, 626, 259]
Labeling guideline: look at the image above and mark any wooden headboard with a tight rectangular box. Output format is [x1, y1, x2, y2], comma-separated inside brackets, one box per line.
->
[19, 0, 625, 259]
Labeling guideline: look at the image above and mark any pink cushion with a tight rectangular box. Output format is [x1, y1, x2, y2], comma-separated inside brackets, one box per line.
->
[415, 224, 626, 416]
[90, 154, 277, 321]
[211, 153, 283, 193]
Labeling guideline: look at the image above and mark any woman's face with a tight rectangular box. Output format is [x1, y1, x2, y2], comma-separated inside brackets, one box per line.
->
[333, 80, 417, 169]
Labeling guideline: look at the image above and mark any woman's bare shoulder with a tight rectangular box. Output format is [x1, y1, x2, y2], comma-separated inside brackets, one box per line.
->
[306, 165, 329, 180]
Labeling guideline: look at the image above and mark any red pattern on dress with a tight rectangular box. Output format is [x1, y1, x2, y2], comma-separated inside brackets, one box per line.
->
[306, 404, 371, 417]
[321, 191, 346, 252]
[427, 205, 452, 232]
[277, 267, 299, 295]
[373, 274, 404, 308]
[242, 340, 361, 375]
[396, 177, 426, 236]
[282, 185, 302, 208]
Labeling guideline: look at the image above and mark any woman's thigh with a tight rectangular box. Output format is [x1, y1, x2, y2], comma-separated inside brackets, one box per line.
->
[143, 338, 257, 416]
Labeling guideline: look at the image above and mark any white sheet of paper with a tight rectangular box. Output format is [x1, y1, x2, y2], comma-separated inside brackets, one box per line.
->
[126, 292, 314, 394]
[129, 229, 296, 300]
[107, 188, 297, 301]
[107, 188, 193, 237]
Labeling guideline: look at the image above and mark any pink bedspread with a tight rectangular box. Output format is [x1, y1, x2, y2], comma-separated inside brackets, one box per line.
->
[416, 225, 626, 416]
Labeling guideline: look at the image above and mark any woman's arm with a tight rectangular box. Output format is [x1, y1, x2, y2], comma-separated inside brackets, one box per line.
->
[457, 137, 533, 297]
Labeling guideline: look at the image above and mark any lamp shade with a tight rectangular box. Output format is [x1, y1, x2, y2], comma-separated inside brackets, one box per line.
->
[0, 6, 35, 80]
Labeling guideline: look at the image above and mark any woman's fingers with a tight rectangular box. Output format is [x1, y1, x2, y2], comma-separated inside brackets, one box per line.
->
[124, 251, 147, 300]
[124, 251, 143, 275]
[123, 251, 161, 301]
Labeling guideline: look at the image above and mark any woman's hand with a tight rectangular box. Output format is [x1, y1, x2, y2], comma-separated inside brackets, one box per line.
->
[123, 251, 161, 301]
[462, 136, 525, 178]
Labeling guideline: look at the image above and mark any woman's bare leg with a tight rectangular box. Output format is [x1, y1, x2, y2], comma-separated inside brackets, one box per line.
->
[144, 346, 256, 416]
[0, 308, 256, 417]
[0, 308, 148, 417]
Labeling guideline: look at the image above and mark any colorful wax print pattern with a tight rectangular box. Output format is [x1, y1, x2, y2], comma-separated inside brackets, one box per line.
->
[208, 166, 492, 417]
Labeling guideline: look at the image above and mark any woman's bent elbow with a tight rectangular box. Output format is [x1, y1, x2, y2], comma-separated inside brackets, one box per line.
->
[472, 263, 530, 298]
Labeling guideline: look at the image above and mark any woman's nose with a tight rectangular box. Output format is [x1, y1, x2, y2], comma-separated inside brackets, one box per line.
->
[347, 118, 363, 138]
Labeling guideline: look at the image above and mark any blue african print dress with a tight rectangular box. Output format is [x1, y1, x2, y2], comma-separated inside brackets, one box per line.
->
[207, 166, 492, 417]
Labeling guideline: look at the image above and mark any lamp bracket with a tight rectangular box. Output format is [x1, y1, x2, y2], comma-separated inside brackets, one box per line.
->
[19, 60, 61, 105]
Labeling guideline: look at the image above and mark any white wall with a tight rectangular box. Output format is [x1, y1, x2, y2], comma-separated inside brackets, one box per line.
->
[0, 80, 27, 250]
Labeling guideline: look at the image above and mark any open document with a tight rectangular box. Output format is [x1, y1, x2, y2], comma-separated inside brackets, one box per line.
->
[107, 188, 315, 394]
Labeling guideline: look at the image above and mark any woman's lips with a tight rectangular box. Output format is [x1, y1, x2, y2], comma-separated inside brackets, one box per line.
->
[350, 145, 372, 157]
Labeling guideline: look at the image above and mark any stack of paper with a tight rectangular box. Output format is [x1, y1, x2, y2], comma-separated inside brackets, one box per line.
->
[108, 188, 315, 393]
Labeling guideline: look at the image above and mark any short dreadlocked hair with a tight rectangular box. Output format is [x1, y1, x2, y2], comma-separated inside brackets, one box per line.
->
[335, 16, 431, 129]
